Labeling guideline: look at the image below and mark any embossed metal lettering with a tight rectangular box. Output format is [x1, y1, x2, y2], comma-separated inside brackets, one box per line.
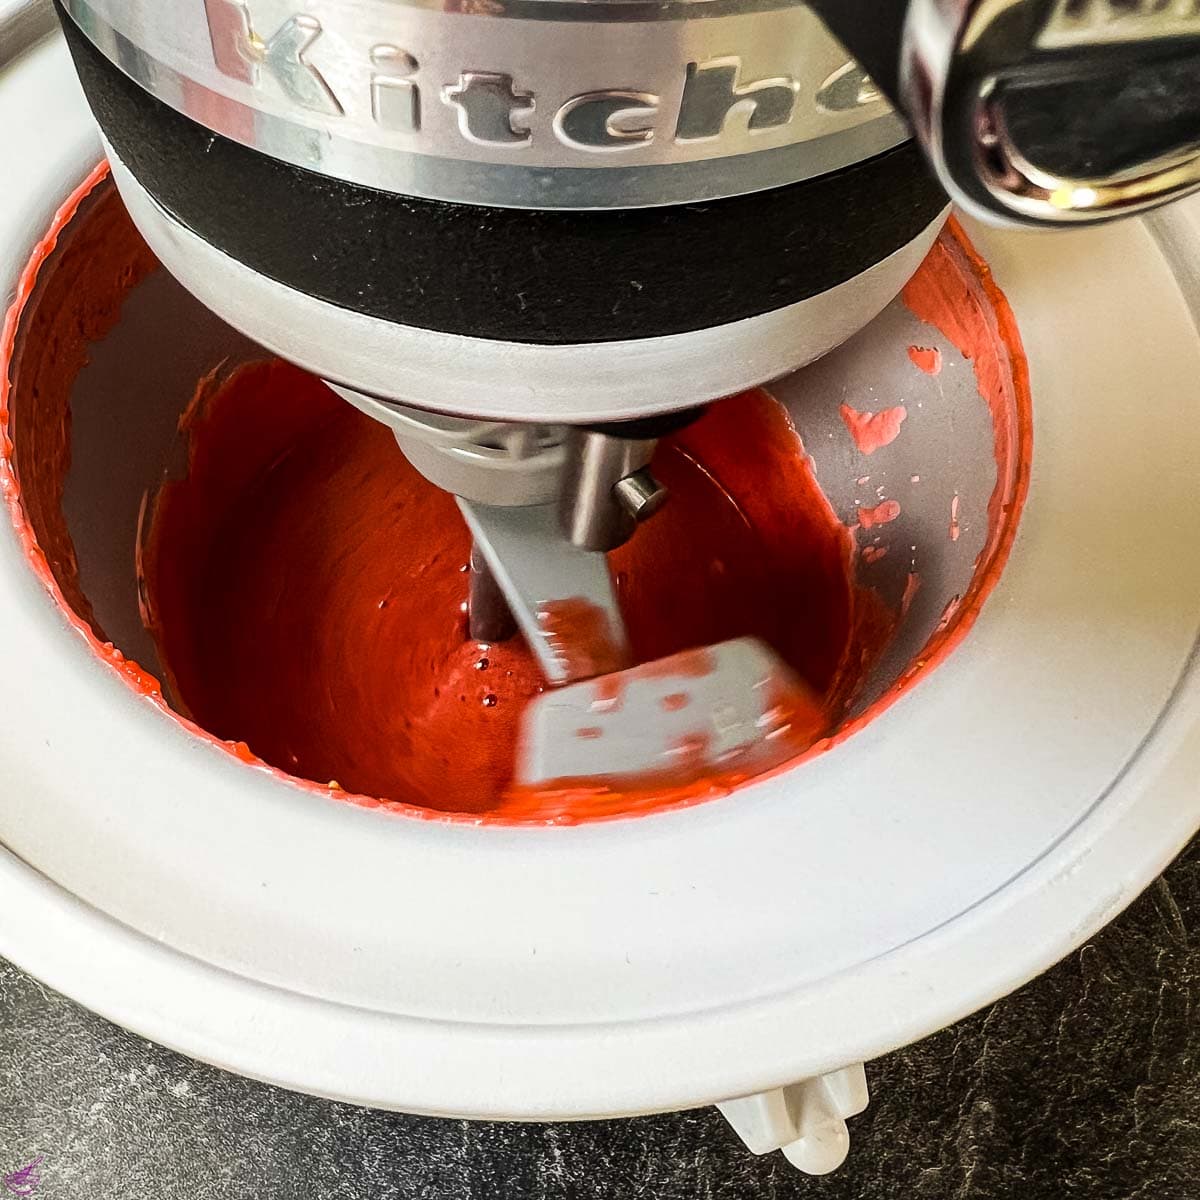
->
[121, 0, 908, 203]
[815, 62, 881, 114]
[203, 0, 342, 115]
[674, 57, 799, 141]
[203, 0, 255, 84]
[1039, 0, 1200, 47]
[443, 73, 535, 145]
[371, 45, 421, 133]
[553, 91, 660, 151]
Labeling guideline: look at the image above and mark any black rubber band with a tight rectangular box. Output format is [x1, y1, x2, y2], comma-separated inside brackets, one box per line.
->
[59, 5, 947, 346]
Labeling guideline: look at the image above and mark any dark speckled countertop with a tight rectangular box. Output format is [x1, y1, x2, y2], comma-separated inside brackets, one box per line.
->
[1, 835, 1197, 1199]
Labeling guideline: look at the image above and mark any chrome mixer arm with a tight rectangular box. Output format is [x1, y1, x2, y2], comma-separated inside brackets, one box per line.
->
[811, 0, 1200, 226]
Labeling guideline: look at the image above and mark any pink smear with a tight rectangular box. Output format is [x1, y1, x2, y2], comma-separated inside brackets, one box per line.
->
[908, 346, 943, 375]
[902, 572, 922, 617]
[840, 403, 908, 455]
[950, 493, 961, 542]
[862, 545, 888, 565]
[857, 499, 901, 530]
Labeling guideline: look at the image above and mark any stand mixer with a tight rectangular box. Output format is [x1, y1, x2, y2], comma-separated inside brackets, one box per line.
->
[3, 0, 1200, 1178]
[47, 0, 1200, 786]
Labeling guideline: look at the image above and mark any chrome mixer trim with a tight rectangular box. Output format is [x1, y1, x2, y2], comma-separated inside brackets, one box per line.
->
[227, 0, 807, 24]
[900, 0, 1200, 225]
[106, 143, 947, 422]
[59, 0, 907, 208]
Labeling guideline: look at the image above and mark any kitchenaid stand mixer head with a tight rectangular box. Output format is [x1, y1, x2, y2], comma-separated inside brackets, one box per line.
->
[50, 0, 1200, 781]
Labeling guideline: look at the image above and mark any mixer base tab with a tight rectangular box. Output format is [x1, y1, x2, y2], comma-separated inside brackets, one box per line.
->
[716, 1063, 870, 1175]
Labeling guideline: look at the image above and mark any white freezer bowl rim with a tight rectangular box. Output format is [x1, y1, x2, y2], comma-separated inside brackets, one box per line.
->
[0, 29, 1199, 1121]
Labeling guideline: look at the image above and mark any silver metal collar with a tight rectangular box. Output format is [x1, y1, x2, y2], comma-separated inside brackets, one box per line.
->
[60, 0, 905, 209]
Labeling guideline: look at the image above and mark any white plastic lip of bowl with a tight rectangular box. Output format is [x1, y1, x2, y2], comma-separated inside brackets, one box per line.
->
[1, 30, 1199, 1120]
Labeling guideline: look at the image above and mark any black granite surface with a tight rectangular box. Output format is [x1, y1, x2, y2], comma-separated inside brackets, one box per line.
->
[2, 835, 1197, 1199]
